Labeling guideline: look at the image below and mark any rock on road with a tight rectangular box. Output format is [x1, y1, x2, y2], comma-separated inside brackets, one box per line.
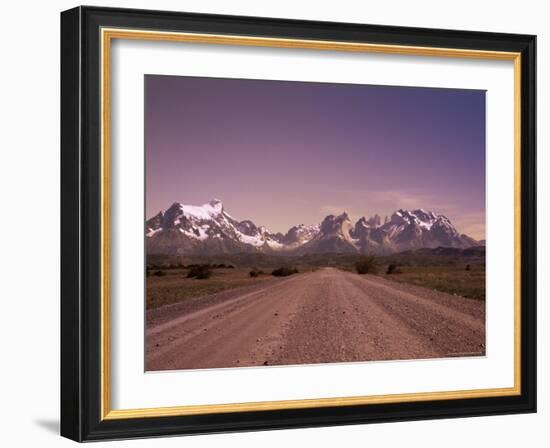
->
[146, 268, 485, 371]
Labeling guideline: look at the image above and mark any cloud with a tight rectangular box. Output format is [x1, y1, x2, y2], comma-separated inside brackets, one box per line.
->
[446, 211, 486, 240]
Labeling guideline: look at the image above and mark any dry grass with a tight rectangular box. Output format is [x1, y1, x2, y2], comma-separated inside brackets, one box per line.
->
[146, 258, 485, 310]
[381, 265, 485, 300]
[146, 267, 273, 309]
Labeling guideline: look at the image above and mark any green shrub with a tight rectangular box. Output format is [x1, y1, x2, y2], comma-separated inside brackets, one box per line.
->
[271, 266, 298, 277]
[196, 269, 212, 279]
[186, 264, 213, 279]
[386, 263, 401, 274]
[355, 256, 378, 275]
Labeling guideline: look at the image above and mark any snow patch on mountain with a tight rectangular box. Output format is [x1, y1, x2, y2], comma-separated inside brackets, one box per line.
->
[236, 232, 266, 247]
[174, 199, 224, 221]
[146, 228, 162, 237]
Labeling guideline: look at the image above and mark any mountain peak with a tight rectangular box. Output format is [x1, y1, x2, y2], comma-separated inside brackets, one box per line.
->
[160, 199, 226, 224]
[208, 198, 223, 208]
[389, 208, 441, 229]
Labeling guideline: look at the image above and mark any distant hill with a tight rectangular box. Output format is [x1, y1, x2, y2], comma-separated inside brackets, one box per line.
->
[147, 246, 485, 270]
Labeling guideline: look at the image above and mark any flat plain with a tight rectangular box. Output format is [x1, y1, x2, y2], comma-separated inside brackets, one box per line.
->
[146, 266, 485, 371]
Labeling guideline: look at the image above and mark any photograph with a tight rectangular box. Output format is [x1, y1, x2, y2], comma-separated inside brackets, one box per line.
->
[57, 5, 538, 442]
[144, 75, 487, 371]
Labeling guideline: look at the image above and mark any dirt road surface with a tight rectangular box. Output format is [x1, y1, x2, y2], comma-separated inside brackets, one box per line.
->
[146, 268, 485, 370]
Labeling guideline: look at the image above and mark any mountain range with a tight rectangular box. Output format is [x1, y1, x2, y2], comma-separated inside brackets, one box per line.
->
[146, 199, 482, 256]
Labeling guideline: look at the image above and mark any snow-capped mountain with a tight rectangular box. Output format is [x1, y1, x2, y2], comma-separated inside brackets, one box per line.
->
[145, 199, 285, 255]
[280, 224, 320, 249]
[146, 200, 482, 255]
[295, 213, 357, 254]
[351, 209, 479, 254]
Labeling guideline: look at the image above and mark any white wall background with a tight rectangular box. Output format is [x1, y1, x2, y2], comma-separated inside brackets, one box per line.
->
[0, 1, 546, 446]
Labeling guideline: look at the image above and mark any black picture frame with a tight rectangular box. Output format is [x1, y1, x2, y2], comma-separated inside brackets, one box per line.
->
[61, 5, 536, 442]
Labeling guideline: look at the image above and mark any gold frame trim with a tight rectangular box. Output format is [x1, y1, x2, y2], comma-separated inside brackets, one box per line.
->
[100, 28, 522, 421]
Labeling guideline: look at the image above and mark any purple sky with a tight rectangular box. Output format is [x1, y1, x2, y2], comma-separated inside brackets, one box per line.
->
[145, 75, 486, 239]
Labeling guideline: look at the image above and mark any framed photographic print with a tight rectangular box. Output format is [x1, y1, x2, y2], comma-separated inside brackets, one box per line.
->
[60, 6, 536, 442]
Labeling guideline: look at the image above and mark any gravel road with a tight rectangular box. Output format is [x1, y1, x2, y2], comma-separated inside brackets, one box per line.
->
[146, 267, 485, 371]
